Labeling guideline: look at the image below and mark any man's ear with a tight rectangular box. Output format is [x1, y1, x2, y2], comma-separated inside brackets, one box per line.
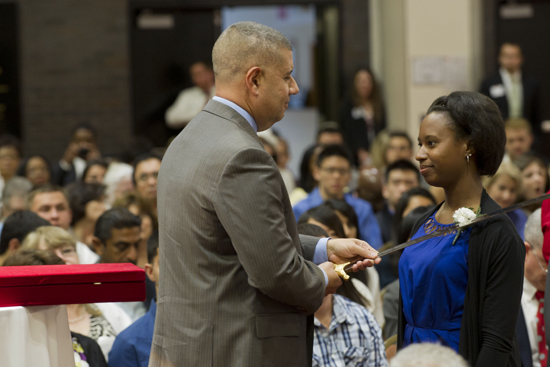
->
[8, 238, 20, 253]
[91, 236, 104, 256]
[144, 263, 155, 282]
[245, 66, 262, 96]
[312, 166, 321, 182]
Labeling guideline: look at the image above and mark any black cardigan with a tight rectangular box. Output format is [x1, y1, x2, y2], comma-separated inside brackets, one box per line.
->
[397, 190, 524, 367]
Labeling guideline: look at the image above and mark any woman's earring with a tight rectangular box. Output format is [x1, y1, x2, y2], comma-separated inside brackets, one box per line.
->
[466, 154, 472, 163]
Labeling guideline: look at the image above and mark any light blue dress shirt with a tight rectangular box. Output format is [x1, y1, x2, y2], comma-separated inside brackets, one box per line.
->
[212, 96, 329, 286]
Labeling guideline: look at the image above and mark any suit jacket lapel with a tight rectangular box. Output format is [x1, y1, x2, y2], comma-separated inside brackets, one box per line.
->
[203, 99, 263, 146]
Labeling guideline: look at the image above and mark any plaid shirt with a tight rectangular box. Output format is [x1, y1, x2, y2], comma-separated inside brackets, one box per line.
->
[313, 294, 388, 367]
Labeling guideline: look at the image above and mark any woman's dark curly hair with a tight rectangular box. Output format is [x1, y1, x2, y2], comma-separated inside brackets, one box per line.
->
[427, 91, 506, 176]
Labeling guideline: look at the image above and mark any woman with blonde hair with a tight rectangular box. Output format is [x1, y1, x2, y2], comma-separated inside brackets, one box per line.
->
[21, 226, 131, 361]
[483, 162, 527, 239]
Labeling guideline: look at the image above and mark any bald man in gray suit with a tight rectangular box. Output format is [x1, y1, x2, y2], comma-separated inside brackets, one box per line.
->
[149, 22, 380, 367]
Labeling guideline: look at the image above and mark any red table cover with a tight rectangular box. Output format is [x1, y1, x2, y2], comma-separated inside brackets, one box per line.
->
[0, 263, 145, 307]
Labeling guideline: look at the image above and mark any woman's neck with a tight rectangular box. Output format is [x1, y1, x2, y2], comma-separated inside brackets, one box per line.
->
[438, 175, 484, 223]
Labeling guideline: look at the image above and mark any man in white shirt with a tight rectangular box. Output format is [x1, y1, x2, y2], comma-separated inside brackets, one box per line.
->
[517, 208, 547, 367]
[165, 61, 215, 129]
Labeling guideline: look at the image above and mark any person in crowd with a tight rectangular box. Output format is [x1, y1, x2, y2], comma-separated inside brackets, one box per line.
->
[516, 209, 547, 367]
[53, 122, 101, 186]
[151, 21, 379, 367]
[0, 210, 50, 265]
[483, 162, 527, 239]
[0, 176, 33, 224]
[376, 160, 421, 244]
[275, 136, 296, 193]
[390, 343, 469, 367]
[383, 132, 414, 167]
[505, 118, 534, 163]
[68, 182, 108, 247]
[317, 122, 344, 146]
[515, 155, 549, 215]
[21, 225, 80, 265]
[298, 202, 384, 325]
[17, 154, 52, 187]
[132, 153, 161, 215]
[383, 206, 434, 343]
[297, 222, 387, 367]
[0, 134, 22, 187]
[480, 43, 540, 135]
[340, 67, 386, 166]
[113, 190, 157, 269]
[83, 159, 109, 184]
[108, 231, 159, 367]
[103, 162, 134, 205]
[294, 144, 325, 205]
[293, 144, 383, 249]
[92, 207, 146, 321]
[398, 91, 524, 367]
[26, 184, 99, 264]
[165, 61, 216, 129]
[325, 199, 359, 239]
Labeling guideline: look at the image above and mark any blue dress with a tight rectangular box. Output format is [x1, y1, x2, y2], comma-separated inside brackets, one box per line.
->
[398, 213, 471, 352]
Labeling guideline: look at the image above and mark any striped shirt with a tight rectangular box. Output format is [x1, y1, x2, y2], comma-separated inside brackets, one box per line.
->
[313, 294, 388, 367]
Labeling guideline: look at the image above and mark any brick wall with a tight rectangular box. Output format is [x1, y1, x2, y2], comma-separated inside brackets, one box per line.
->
[17, 0, 132, 160]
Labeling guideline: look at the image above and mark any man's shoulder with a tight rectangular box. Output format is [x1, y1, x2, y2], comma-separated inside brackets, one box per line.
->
[345, 195, 374, 213]
[115, 313, 154, 343]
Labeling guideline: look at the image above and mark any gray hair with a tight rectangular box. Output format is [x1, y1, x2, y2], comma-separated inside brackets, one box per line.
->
[390, 343, 469, 367]
[212, 21, 292, 83]
[525, 208, 543, 250]
[2, 177, 33, 209]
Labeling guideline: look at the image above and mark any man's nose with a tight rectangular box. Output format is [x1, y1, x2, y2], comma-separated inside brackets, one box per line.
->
[290, 77, 299, 95]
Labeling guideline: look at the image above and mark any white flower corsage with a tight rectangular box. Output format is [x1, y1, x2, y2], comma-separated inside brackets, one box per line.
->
[451, 207, 481, 245]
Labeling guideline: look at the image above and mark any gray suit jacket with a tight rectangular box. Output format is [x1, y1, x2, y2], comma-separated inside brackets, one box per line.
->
[149, 100, 326, 367]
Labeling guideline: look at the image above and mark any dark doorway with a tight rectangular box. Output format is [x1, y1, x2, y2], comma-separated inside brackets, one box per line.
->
[0, 3, 21, 138]
[129, 6, 218, 146]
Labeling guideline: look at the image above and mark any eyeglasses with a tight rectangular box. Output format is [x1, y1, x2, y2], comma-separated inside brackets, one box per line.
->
[137, 172, 159, 183]
[533, 249, 548, 274]
[320, 167, 350, 176]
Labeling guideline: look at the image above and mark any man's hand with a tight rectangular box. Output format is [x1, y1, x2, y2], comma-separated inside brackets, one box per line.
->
[327, 238, 381, 272]
[319, 261, 342, 296]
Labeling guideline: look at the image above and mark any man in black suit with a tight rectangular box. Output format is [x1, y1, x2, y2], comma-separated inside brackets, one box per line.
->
[480, 43, 540, 134]
[517, 208, 546, 367]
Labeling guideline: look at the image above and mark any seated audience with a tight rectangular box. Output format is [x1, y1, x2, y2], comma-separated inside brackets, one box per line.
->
[68, 182, 108, 247]
[0, 210, 50, 265]
[53, 122, 101, 186]
[103, 162, 134, 205]
[515, 155, 549, 214]
[17, 154, 52, 187]
[109, 231, 159, 367]
[92, 208, 146, 321]
[83, 159, 109, 184]
[483, 162, 526, 238]
[0, 134, 22, 188]
[298, 203, 384, 325]
[517, 209, 547, 367]
[132, 153, 161, 215]
[293, 144, 383, 249]
[317, 122, 344, 146]
[0, 176, 33, 224]
[26, 184, 99, 264]
[113, 190, 158, 268]
[293, 144, 325, 205]
[505, 118, 534, 163]
[383, 132, 414, 167]
[297, 223, 388, 367]
[275, 136, 296, 193]
[325, 199, 359, 239]
[376, 160, 421, 244]
[389, 343, 468, 367]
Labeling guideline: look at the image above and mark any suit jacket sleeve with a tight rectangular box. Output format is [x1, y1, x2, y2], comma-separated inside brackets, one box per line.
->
[299, 234, 320, 262]
[214, 147, 325, 314]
